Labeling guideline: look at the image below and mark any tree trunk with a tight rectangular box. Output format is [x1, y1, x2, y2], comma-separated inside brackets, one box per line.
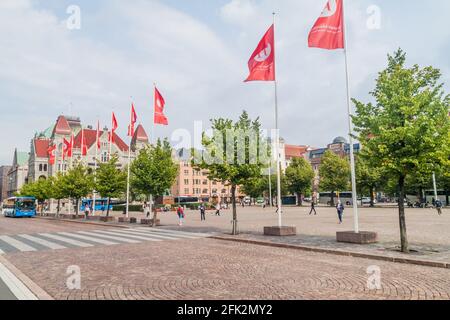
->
[445, 189, 449, 207]
[75, 199, 79, 215]
[106, 197, 111, 217]
[57, 199, 61, 216]
[152, 208, 158, 228]
[398, 175, 409, 253]
[231, 185, 238, 235]
[330, 192, 335, 207]
[296, 192, 302, 206]
[370, 187, 375, 207]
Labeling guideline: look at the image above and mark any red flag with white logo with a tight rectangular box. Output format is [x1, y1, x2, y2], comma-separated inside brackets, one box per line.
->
[308, 0, 344, 50]
[128, 103, 138, 136]
[245, 24, 275, 82]
[63, 136, 73, 159]
[154, 87, 168, 126]
[47, 145, 57, 165]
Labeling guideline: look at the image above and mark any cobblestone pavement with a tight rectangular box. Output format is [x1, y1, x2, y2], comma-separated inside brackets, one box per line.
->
[117, 205, 450, 246]
[4, 238, 450, 300]
[121, 206, 450, 263]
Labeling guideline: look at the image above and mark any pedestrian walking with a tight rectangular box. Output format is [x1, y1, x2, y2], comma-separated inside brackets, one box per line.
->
[199, 204, 206, 221]
[84, 204, 91, 218]
[435, 199, 443, 215]
[309, 201, 317, 215]
[215, 204, 221, 216]
[143, 201, 150, 218]
[177, 205, 185, 226]
[336, 200, 344, 224]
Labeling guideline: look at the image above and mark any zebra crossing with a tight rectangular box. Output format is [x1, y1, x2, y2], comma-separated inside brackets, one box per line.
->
[0, 227, 212, 254]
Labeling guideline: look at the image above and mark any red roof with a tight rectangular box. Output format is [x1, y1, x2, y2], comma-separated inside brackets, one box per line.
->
[34, 139, 51, 158]
[285, 145, 309, 159]
[73, 129, 129, 152]
[53, 116, 72, 136]
[133, 124, 149, 143]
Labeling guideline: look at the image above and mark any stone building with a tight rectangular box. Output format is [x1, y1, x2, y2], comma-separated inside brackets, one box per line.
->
[7, 149, 29, 197]
[0, 166, 12, 202]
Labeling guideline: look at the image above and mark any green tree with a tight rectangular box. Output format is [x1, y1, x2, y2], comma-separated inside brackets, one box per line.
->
[319, 150, 351, 206]
[193, 111, 270, 235]
[19, 177, 52, 214]
[240, 176, 267, 200]
[60, 163, 94, 214]
[96, 155, 127, 216]
[352, 49, 450, 253]
[131, 139, 178, 226]
[50, 174, 66, 216]
[355, 155, 382, 207]
[285, 157, 315, 206]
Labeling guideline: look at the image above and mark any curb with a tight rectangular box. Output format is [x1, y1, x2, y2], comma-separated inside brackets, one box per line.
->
[211, 236, 450, 270]
[0, 255, 53, 300]
[35, 216, 130, 229]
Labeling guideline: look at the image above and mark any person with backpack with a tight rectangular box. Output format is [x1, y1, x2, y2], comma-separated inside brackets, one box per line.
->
[336, 200, 344, 224]
[435, 199, 443, 215]
[199, 204, 206, 221]
[177, 205, 185, 226]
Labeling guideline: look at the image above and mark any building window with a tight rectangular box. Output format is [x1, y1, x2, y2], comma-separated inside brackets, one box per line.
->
[184, 170, 189, 175]
[184, 188, 189, 194]
[184, 179, 189, 185]
[39, 164, 43, 172]
[44, 164, 48, 172]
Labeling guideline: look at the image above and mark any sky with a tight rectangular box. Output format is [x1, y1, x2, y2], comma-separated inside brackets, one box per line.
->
[0, 0, 449, 165]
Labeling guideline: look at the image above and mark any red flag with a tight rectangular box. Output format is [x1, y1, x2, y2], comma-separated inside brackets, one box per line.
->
[245, 24, 275, 82]
[110, 112, 118, 143]
[308, 0, 344, 50]
[154, 87, 168, 126]
[47, 145, 57, 165]
[128, 103, 138, 137]
[96, 121, 101, 150]
[63, 137, 73, 159]
[81, 130, 88, 156]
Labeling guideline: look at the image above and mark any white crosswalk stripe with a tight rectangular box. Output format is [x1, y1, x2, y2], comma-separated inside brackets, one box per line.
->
[106, 229, 176, 241]
[58, 232, 118, 246]
[131, 228, 206, 239]
[0, 227, 211, 254]
[77, 231, 141, 244]
[0, 235, 37, 252]
[115, 229, 195, 240]
[17, 234, 66, 250]
[92, 230, 162, 242]
[39, 233, 93, 248]
[135, 227, 212, 238]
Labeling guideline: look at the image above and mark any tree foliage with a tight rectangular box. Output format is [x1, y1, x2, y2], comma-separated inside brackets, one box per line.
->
[96, 155, 127, 216]
[193, 111, 269, 235]
[285, 157, 315, 206]
[352, 48, 450, 252]
[319, 150, 350, 206]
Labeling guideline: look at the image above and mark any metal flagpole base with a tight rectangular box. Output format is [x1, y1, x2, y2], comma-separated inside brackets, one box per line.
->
[264, 226, 297, 237]
[336, 231, 378, 244]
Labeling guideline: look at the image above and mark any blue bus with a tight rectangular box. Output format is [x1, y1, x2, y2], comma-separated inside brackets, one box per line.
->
[80, 199, 113, 212]
[2, 197, 36, 218]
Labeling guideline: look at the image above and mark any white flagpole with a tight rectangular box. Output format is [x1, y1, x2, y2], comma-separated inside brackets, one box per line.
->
[125, 101, 133, 218]
[342, 0, 359, 233]
[273, 13, 282, 227]
[92, 122, 99, 216]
